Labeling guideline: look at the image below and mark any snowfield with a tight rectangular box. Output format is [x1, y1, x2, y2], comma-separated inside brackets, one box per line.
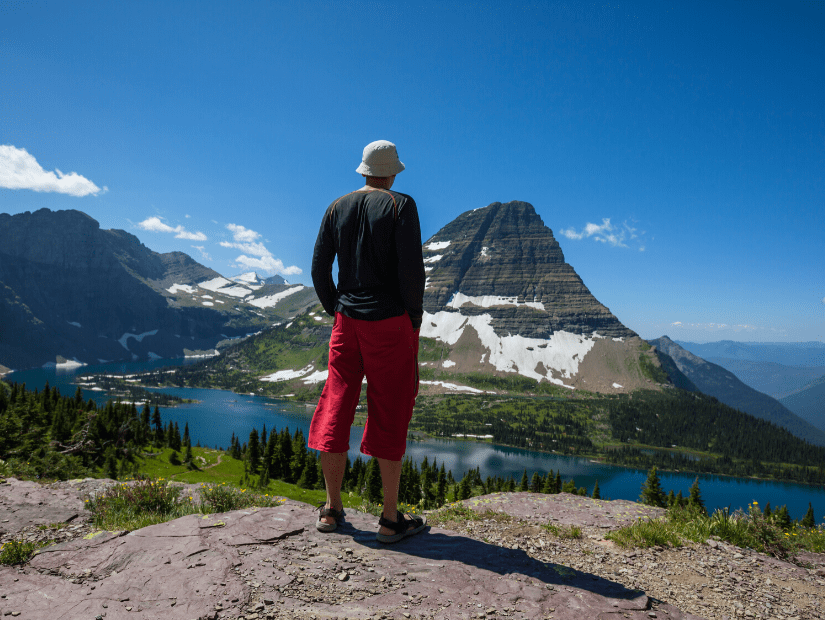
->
[421, 310, 596, 387]
[248, 285, 305, 308]
[446, 292, 545, 311]
[424, 240, 451, 251]
[166, 283, 197, 294]
[261, 365, 315, 382]
[420, 380, 485, 394]
[118, 330, 158, 350]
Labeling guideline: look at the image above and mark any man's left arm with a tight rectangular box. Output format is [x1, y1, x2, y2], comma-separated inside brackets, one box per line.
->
[311, 207, 338, 316]
[395, 197, 425, 329]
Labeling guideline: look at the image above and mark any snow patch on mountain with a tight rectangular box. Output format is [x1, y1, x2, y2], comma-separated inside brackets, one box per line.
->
[118, 330, 159, 350]
[421, 311, 596, 387]
[197, 278, 250, 297]
[425, 240, 451, 251]
[167, 283, 197, 294]
[248, 285, 306, 308]
[261, 365, 315, 382]
[446, 292, 545, 311]
[420, 380, 485, 393]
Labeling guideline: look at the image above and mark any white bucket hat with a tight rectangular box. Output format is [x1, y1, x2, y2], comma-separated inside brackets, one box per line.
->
[356, 140, 405, 177]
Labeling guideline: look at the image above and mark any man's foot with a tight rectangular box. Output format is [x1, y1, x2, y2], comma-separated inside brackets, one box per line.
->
[376, 511, 427, 543]
[316, 502, 345, 532]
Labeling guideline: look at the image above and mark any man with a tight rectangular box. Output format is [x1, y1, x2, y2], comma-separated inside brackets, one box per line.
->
[309, 140, 426, 543]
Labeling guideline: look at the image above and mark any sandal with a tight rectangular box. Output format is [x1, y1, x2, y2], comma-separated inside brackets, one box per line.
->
[376, 510, 427, 543]
[316, 503, 345, 532]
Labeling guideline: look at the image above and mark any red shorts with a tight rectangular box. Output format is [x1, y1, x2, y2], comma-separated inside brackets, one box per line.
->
[308, 312, 419, 461]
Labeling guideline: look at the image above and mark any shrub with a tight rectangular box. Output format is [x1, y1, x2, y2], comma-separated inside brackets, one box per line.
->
[84, 478, 191, 530]
[198, 483, 283, 514]
[0, 540, 43, 565]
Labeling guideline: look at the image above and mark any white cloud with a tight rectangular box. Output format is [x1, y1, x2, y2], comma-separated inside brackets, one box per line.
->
[137, 216, 207, 241]
[560, 217, 644, 249]
[219, 240, 270, 257]
[234, 254, 302, 276]
[0, 145, 106, 196]
[669, 321, 758, 332]
[226, 223, 261, 243]
[192, 245, 212, 261]
[821, 297, 825, 305]
[223, 223, 301, 276]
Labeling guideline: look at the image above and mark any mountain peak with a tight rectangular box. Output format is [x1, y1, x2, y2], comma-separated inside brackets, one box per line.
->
[422, 200, 633, 340]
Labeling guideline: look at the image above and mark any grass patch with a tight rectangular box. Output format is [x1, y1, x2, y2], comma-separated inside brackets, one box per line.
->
[606, 517, 683, 549]
[606, 505, 824, 560]
[544, 523, 584, 540]
[0, 540, 44, 565]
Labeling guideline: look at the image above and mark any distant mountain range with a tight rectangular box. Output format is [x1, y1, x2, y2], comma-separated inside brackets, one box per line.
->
[0, 209, 316, 371]
[675, 340, 825, 434]
[649, 337, 825, 446]
[675, 340, 825, 368]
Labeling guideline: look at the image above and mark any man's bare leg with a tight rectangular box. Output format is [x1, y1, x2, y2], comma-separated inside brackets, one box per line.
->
[377, 457, 405, 536]
[319, 451, 347, 526]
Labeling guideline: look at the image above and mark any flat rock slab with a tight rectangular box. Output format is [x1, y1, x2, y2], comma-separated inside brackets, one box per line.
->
[0, 499, 704, 620]
[0, 478, 92, 537]
[461, 492, 665, 528]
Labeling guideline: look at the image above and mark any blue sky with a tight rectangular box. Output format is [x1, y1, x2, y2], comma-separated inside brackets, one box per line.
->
[1, 1, 822, 343]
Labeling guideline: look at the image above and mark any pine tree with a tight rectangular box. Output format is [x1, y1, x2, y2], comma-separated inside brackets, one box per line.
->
[421, 467, 434, 508]
[554, 471, 562, 494]
[152, 406, 163, 444]
[519, 469, 529, 492]
[182, 422, 190, 447]
[166, 421, 175, 447]
[776, 505, 792, 530]
[667, 489, 676, 507]
[279, 428, 294, 482]
[436, 464, 447, 507]
[763, 502, 772, 519]
[365, 458, 383, 503]
[458, 474, 472, 500]
[802, 503, 815, 528]
[592, 480, 601, 500]
[172, 422, 182, 451]
[529, 472, 541, 493]
[290, 429, 307, 482]
[105, 449, 118, 480]
[687, 477, 706, 515]
[184, 436, 193, 466]
[639, 467, 667, 508]
[248, 428, 260, 474]
[562, 478, 577, 494]
[140, 404, 151, 444]
[297, 451, 318, 489]
[506, 477, 516, 492]
[541, 470, 554, 494]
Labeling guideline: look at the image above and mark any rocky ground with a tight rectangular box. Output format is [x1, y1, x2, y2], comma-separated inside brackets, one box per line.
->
[0, 479, 822, 620]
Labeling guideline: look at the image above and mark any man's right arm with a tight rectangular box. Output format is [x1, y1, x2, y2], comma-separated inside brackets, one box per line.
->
[311, 207, 338, 316]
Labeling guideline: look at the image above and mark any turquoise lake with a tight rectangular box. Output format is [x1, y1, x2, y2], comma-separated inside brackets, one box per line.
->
[7, 359, 824, 522]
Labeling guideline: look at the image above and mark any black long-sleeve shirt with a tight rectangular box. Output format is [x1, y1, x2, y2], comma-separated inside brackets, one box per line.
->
[311, 188, 425, 329]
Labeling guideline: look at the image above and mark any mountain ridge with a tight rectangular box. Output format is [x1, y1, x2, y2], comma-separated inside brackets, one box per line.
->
[0, 208, 315, 369]
[648, 336, 825, 446]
